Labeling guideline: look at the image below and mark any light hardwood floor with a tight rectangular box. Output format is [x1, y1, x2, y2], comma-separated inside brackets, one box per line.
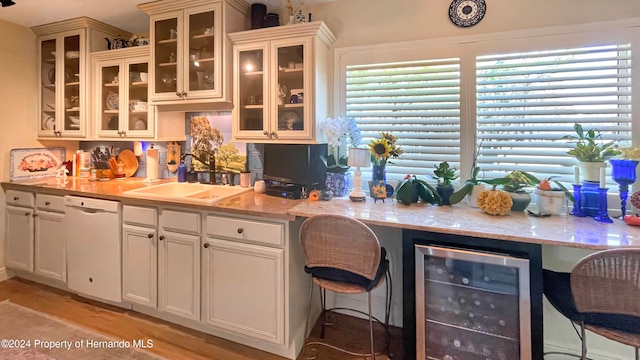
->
[0, 278, 403, 360]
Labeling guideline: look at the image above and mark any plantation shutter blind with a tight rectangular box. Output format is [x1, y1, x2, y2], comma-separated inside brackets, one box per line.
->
[345, 58, 461, 183]
[475, 44, 632, 183]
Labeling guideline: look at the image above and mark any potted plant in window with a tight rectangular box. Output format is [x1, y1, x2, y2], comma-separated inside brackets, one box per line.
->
[533, 176, 574, 215]
[395, 174, 441, 206]
[499, 171, 538, 211]
[563, 123, 621, 182]
[432, 161, 458, 205]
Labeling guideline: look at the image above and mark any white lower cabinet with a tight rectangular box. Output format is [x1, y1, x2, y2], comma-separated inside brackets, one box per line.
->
[34, 194, 66, 282]
[158, 209, 201, 321]
[34, 210, 66, 281]
[6, 205, 34, 272]
[123, 224, 158, 307]
[122, 205, 158, 308]
[202, 237, 284, 344]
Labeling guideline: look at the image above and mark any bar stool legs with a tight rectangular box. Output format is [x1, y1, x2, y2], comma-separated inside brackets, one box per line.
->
[300, 274, 393, 360]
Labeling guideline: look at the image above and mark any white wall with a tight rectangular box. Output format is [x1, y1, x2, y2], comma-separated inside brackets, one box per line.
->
[0, 19, 76, 279]
[310, 0, 640, 48]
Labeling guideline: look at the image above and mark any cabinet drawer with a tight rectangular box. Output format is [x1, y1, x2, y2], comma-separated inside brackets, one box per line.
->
[123, 205, 157, 227]
[35, 194, 65, 213]
[206, 215, 284, 247]
[5, 190, 34, 208]
[160, 210, 200, 234]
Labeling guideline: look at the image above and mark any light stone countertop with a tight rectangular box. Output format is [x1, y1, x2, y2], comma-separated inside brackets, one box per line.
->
[288, 198, 640, 250]
[4, 177, 640, 249]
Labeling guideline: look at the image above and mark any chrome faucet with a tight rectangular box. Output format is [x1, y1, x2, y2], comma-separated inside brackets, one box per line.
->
[181, 151, 217, 184]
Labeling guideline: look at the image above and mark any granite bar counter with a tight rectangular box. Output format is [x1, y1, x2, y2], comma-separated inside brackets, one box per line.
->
[289, 198, 640, 250]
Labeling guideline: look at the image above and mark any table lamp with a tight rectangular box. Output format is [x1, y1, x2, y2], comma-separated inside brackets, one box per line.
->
[348, 147, 370, 202]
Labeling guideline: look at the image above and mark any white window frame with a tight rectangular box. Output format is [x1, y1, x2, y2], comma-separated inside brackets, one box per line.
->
[334, 18, 640, 191]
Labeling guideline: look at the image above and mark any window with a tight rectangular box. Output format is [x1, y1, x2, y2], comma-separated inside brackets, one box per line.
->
[476, 44, 632, 183]
[337, 24, 638, 189]
[345, 59, 461, 183]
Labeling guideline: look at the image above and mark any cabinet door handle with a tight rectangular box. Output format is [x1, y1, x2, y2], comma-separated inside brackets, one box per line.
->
[159, 235, 165, 241]
[203, 243, 210, 248]
[237, 228, 243, 234]
[181, 91, 187, 97]
[121, 131, 126, 137]
[147, 233, 154, 238]
[176, 92, 182, 97]
[13, 197, 18, 201]
[263, 131, 269, 137]
[24, 212, 30, 216]
[32, 213, 36, 217]
[45, 201, 50, 206]
[271, 131, 277, 138]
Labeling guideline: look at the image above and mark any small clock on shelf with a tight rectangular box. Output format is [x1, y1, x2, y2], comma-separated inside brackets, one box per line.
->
[449, 0, 486, 28]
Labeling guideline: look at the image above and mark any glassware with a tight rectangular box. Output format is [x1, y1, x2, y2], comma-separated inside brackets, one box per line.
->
[594, 187, 613, 223]
[609, 159, 639, 219]
[581, 181, 600, 217]
[570, 184, 586, 217]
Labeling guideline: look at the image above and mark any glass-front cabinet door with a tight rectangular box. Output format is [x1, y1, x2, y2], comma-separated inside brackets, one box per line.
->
[184, 4, 221, 98]
[40, 38, 57, 135]
[152, 13, 180, 100]
[271, 39, 310, 140]
[93, 48, 152, 139]
[149, 3, 221, 102]
[38, 31, 85, 138]
[235, 45, 267, 136]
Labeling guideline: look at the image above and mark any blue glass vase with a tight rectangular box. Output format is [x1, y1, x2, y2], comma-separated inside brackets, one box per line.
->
[610, 159, 639, 218]
[581, 181, 600, 217]
[325, 172, 350, 197]
[372, 164, 386, 183]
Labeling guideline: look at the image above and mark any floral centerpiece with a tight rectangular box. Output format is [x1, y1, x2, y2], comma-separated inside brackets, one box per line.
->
[320, 117, 361, 197]
[368, 131, 403, 183]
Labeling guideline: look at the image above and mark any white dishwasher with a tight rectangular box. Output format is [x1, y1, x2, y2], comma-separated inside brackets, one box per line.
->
[65, 196, 122, 303]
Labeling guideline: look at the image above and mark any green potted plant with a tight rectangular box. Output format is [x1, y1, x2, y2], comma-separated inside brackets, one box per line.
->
[432, 161, 459, 205]
[563, 123, 621, 182]
[395, 175, 441, 206]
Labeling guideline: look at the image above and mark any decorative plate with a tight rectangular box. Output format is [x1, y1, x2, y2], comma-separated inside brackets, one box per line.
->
[449, 0, 486, 28]
[106, 92, 119, 110]
[10, 147, 66, 181]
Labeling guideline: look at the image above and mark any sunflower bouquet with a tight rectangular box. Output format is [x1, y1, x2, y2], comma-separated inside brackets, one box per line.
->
[368, 131, 403, 168]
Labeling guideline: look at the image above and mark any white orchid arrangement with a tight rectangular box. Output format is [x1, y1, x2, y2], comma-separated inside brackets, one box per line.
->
[321, 117, 361, 173]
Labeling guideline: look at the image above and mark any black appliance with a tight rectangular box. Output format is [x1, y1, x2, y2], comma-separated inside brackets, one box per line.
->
[263, 143, 326, 199]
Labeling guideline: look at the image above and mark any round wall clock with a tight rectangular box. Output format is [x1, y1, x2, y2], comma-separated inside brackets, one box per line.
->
[449, 0, 487, 28]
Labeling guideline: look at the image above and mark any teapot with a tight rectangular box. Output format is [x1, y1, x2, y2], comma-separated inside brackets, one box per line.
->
[105, 35, 130, 50]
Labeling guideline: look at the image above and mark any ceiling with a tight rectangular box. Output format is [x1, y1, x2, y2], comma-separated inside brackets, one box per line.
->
[0, 0, 335, 35]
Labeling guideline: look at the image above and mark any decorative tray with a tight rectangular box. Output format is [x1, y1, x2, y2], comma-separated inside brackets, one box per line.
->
[10, 147, 66, 182]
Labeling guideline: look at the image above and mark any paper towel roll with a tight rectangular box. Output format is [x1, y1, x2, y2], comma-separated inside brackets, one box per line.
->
[145, 147, 159, 182]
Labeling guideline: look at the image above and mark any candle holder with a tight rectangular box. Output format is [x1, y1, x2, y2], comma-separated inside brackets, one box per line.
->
[594, 187, 613, 223]
[570, 184, 586, 217]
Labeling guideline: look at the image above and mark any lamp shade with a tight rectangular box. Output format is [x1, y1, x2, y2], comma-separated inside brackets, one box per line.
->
[348, 147, 370, 167]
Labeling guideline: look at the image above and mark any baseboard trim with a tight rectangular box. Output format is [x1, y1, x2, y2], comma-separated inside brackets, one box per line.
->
[545, 342, 629, 360]
[0, 268, 13, 282]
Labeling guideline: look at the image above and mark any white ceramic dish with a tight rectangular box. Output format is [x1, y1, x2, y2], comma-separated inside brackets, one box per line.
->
[42, 116, 54, 130]
[69, 116, 80, 124]
[65, 51, 79, 59]
[134, 119, 146, 130]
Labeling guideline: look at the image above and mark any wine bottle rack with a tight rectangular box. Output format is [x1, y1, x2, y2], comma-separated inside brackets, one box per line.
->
[416, 245, 531, 360]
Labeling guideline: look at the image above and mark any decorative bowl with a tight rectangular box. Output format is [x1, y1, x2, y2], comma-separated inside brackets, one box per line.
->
[69, 116, 80, 124]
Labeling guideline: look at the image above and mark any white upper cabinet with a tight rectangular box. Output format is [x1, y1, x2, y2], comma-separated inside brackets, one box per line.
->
[91, 47, 154, 139]
[32, 17, 130, 140]
[138, 0, 249, 108]
[229, 21, 335, 143]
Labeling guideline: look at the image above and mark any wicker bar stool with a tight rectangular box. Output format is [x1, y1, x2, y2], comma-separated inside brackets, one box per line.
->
[543, 248, 640, 359]
[299, 214, 392, 359]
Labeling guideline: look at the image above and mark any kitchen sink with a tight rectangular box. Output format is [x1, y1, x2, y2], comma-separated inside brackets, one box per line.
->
[122, 182, 252, 205]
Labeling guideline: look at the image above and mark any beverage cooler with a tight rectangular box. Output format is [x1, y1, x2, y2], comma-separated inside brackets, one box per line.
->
[403, 230, 543, 360]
